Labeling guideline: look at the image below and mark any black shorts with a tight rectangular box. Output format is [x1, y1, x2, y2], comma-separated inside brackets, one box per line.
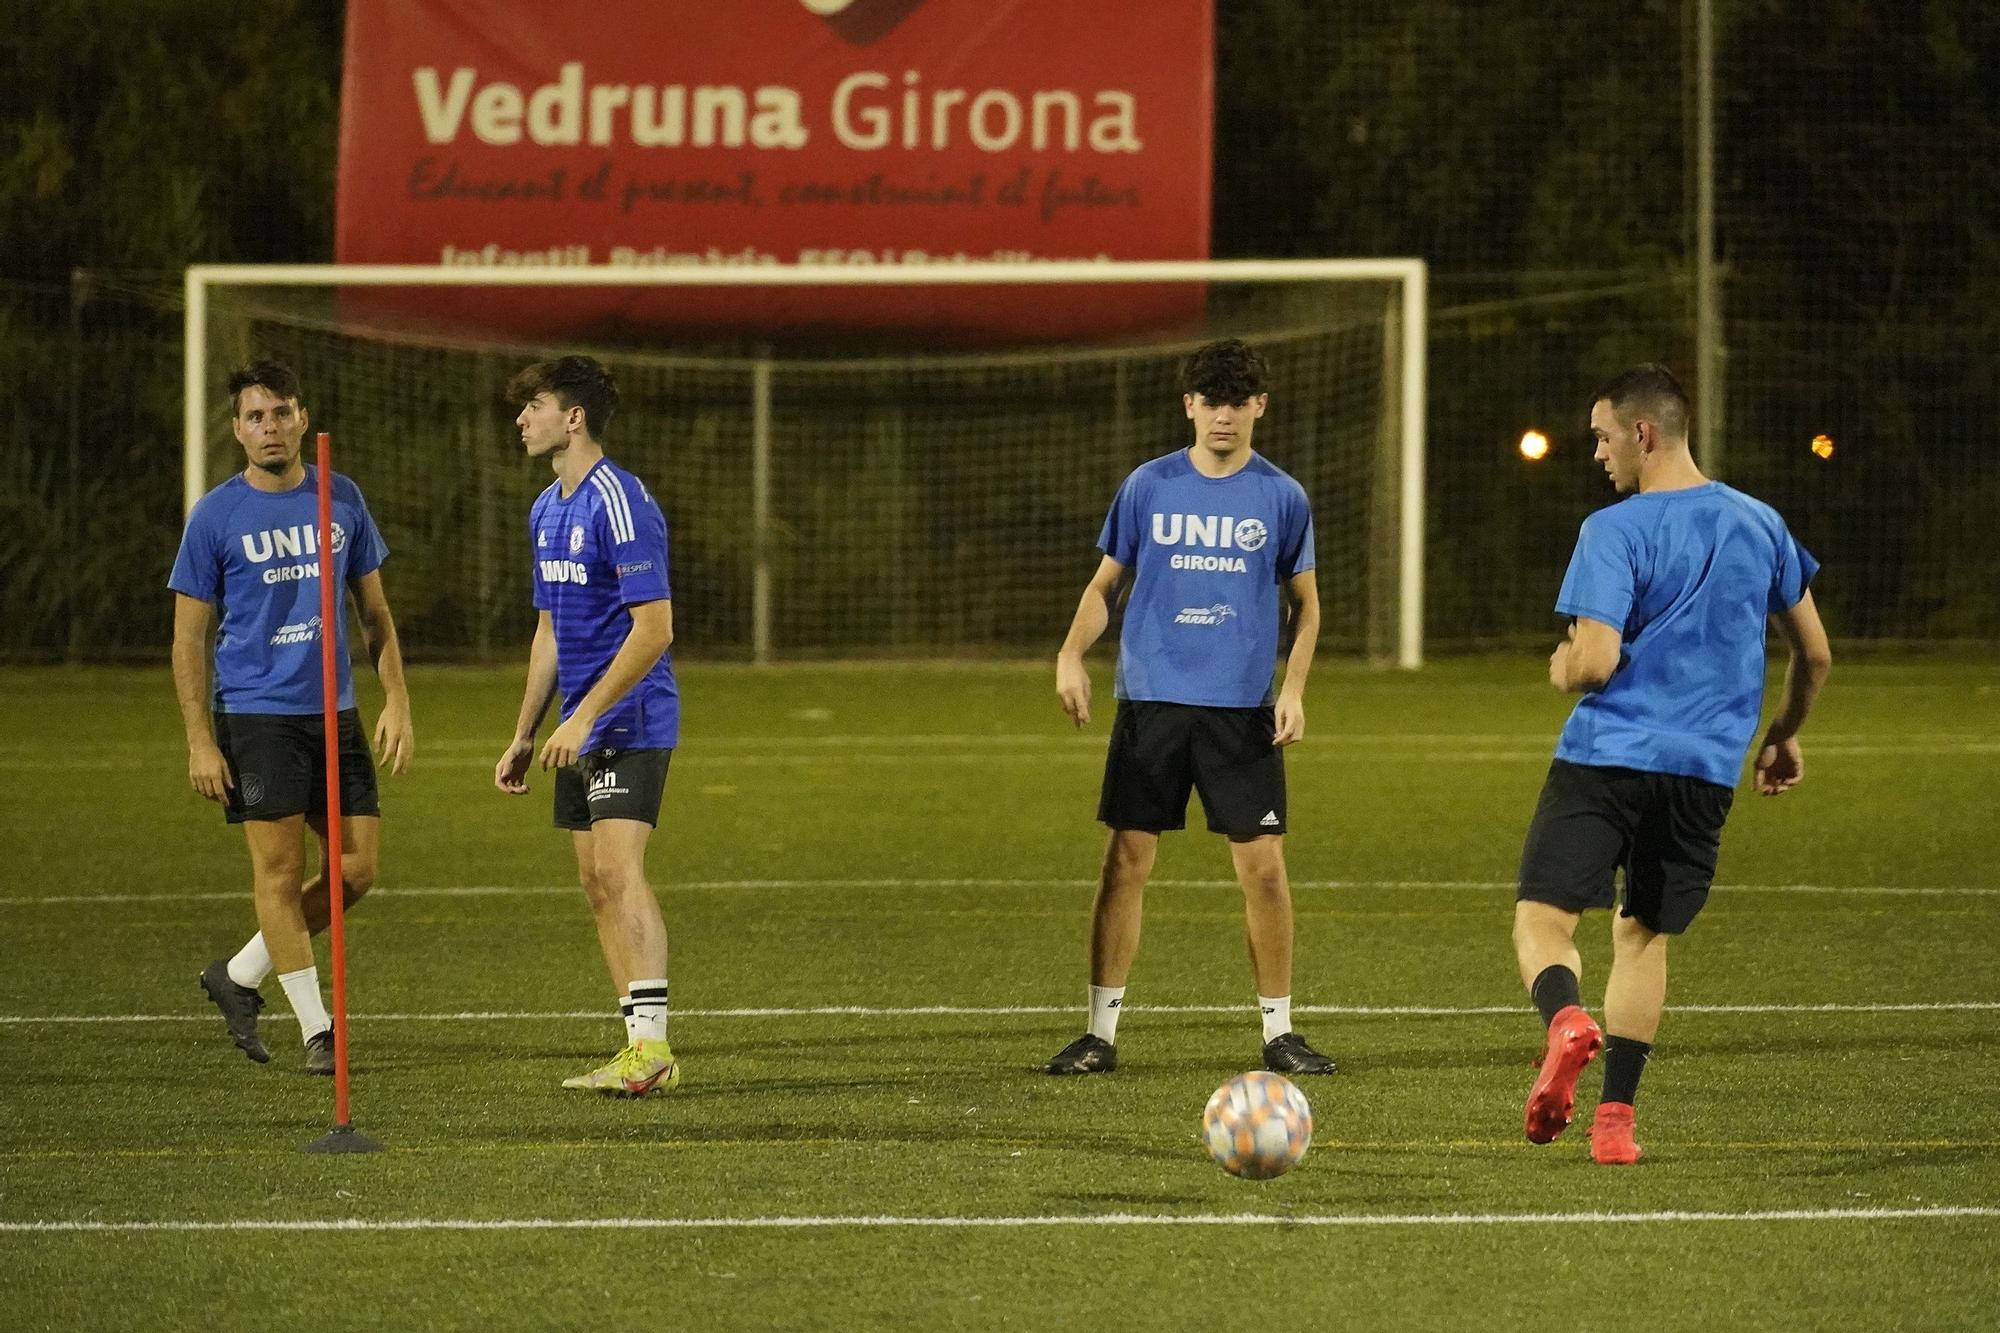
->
[1516, 759, 1735, 934]
[1098, 700, 1285, 837]
[554, 747, 672, 831]
[214, 709, 380, 825]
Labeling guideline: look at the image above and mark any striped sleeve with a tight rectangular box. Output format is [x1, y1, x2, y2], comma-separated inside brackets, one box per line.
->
[592, 467, 669, 606]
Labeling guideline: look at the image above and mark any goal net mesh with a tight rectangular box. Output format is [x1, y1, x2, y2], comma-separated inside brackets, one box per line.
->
[193, 275, 1409, 662]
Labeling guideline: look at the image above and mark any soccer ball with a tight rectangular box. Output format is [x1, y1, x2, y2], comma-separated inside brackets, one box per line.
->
[1201, 1071, 1313, 1179]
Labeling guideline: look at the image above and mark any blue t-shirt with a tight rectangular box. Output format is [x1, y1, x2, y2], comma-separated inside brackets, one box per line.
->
[1098, 449, 1316, 708]
[167, 468, 389, 715]
[530, 457, 679, 752]
[1554, 481, 1818, 788]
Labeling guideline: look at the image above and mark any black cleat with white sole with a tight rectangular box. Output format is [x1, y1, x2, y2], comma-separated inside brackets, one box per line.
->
[199, 959, 270, 1064]
[1044, 1033, 1117, 1075]
[304, 1028, 335, 1076]
[1262, 1031, 1337, 1075]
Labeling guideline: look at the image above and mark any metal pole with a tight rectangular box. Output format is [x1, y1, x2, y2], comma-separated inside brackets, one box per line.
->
[1398, 263, 1428, 670]
[751, 359, 773, 665]
[183, 269, 207, 518]
[1693, 0, 1724, 478]
[66, 271, 88, 663]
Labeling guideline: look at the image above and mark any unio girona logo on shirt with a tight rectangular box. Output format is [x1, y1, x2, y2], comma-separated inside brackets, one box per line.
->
[241, 523, 347, 585]
[1151, 513, 1266, 572]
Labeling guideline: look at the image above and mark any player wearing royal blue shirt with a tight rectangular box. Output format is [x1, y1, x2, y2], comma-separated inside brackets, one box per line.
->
[1045, 340, 1338, 1078]
[493, 356, 681, 1097]
[1515, 364, 1831, 1165]
[172, 360, 414, 1075]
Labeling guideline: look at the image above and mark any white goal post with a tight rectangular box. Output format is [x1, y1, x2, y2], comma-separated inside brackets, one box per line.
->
[184, 258, 1426, 667]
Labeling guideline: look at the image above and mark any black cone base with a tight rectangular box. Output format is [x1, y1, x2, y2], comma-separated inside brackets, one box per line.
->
[304, 1123, 386, 1154]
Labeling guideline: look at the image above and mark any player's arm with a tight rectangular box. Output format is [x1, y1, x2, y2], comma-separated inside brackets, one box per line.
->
[349, 570, 413, 775]
[1549, 616, 1622, 692]
[539, 600, 673, 770]
[1055, 555, 1128, 727]
[496, 611, 559, 794]
[1754, 588, 1832, 795]
[1273, 569, 1320, 746]
[171, 593, 232, 801]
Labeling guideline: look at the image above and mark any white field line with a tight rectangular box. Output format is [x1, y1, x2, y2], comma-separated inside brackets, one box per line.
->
[3, 878, 1997, 907]
[3, 1000, 1996, 1026]
[2, 1205, 1994, 1235]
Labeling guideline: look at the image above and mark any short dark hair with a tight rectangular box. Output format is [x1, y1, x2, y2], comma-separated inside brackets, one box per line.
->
[1592, 363, 1690, 439]
[1179, 339, 1269, 406]
[506, 355, 620, 438]
[227, 359, 303, 416]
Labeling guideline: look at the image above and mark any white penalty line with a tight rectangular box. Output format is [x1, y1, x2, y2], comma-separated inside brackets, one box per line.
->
[6, 878, 1998, 906]
[4, 1205, 1994, 1235]
[4, 1000, 1997, 1026]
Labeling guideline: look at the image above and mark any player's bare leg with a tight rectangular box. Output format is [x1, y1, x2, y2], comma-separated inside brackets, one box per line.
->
[1515, 900, 1602, 1144]
[240, 815, 333, 1070]
[1592, 911, 1666, 1164]
[1512, 899, 1583, 990]
[1233, 834, 1333, 1074]
[1229, 834, 1292, 997]
[202, 815, 376, 1066]
[1088, 828, 1157, 987]
[1048, 829, 1156, 1074]
[588, 818, 668, 983]
[299, 814, 378, 933]
[244, 817, 312, 973]
[1604, 912, 1666, 1042]
[563, 818, 677, 1095]
[570, 829, 631, 996]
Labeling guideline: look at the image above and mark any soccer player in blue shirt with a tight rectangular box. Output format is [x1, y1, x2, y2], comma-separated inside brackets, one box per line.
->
[493, 356, 682, 1097]
[1515, 364, 1831, 1164]
[1045, 339, 1338, 1077]
[172, 359, 414, 1075]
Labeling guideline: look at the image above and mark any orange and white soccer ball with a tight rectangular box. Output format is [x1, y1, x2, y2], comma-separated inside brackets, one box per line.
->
[1201, 1071, 1313, 1179]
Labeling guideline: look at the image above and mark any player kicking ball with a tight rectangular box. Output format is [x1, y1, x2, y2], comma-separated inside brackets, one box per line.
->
[1515, 364, 1830, 1163]
[493, 356, 682, 1097]
[1046, 339, 1337, 1078]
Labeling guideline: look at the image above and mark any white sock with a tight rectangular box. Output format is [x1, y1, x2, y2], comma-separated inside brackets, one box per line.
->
[1259, 994, 1292, 1044]
[1089, 985, 1126, 1043]
[277, 966, 331, 1043]
[628, 979, 669, 1044]
[619, 994, 637, 1045]
[226, 934, 273, 990]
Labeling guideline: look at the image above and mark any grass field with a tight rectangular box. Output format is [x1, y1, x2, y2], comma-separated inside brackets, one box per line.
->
[2, 658, 1997, 1330]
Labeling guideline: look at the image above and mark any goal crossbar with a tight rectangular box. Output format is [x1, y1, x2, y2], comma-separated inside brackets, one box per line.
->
[184, 258, 1427, 667]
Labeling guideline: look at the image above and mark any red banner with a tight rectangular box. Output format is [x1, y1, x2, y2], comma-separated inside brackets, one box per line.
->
[335, 0, 1213, 340]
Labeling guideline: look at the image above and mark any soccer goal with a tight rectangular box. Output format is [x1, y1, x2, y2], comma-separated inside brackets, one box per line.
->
[183, 259, 1426, 666]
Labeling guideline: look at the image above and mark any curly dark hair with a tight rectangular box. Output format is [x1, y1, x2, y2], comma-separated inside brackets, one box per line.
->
[1179, 339, 1269, 406]
[227, 359, 303, 416]
[506, 355, 621, 438]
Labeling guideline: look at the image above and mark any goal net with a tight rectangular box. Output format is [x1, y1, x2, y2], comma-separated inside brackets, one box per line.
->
[184, 260, 1425, 665]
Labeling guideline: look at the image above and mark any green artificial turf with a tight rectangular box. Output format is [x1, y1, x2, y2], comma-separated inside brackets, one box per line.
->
[1, 660, 1995, 1330]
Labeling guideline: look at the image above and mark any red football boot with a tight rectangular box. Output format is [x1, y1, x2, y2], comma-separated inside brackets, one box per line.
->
[1524, 1004, 1603, 1144]
[1589, 1101, 1643, 1165]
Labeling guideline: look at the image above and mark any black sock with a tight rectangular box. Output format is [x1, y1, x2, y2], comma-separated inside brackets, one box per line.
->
[1530, 965, 1581, 1028]
[1601, 1036, 1652, 1106]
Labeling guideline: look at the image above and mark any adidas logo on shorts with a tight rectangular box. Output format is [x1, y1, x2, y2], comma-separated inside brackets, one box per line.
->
[1260, 811, 1280, 827]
